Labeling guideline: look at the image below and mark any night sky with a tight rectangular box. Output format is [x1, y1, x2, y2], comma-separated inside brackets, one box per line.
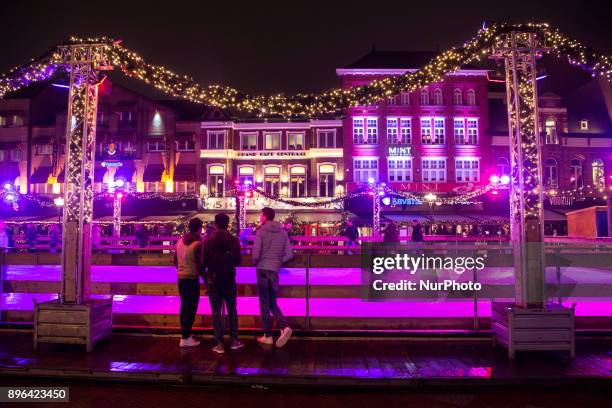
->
[1, 1, 610, 96]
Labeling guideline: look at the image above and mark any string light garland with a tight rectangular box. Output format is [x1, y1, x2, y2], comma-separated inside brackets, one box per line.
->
[1, 23, 610, 117]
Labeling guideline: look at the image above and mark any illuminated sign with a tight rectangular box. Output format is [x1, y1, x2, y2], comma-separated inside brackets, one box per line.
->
[202, 197, 342, 210]
[236, 151, 307, 159]
[382, 197, 422, 206]
[547, 196, 575, 206]
[387, 146, 411, 156]
[101, 161, 123, 168]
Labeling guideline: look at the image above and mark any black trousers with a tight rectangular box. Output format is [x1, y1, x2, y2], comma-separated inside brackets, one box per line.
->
[178, 278, 200, 339]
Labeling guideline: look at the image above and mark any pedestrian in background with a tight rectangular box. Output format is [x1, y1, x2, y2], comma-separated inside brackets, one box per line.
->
[173, 218, 204, 348]
[49, 224, 60, 253]
[202, 213, 243, 354]
[25, 224, 38, 252]
[253, 207, 293, 347]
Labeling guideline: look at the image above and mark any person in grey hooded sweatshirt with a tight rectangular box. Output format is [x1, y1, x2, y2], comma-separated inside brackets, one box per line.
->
[253, 207, 293, 347]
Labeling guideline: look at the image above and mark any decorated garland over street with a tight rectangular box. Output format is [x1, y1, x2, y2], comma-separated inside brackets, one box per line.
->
[0, 23, 610, 117]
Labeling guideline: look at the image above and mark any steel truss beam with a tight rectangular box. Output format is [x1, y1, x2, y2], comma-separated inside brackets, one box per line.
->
[492, 32, 549, 307]
[58, 43, 109, 304]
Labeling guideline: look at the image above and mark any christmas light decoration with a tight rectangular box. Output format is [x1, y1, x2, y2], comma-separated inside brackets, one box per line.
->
[1, 24, 610, 117]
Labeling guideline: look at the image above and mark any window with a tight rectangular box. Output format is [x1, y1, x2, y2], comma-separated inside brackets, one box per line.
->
[317, 130, 336, 148]
[387, 118, 398, 145]
[455, 158, 480, 182]
[98, 112, 109, 127]
[388, 158, 412, 182]
[11, 115, 24, 127]
[433, 89, 443, 105]
[454, 118, 465, 144]
[208, 131, 226, 149]
[453, 89, 462, 106]
[387, 95, 398, 105]
[400, 92, 410, 105]
[175, 181, 196, 194]
[147, 140, 166, 152]
[545, 118, 558, 144]
[9, 149, 21, 161]
[208, 165, 225, 197]
[366, 118, 378, 144]
[144, 182, 164, 193]
[497, 157, 510, 176]
[592, 159, 605, 189]
[353, 158, 378, 183]
[420, 89, 429, 105]
[579, 119, 589, 130]
[422, 158, 447, 182]
[570, 159, 583, 188]
[238, 166, 255, 186]
[264, 166, 281, 195]
[421, 118, 433, 144]
[0, 116, 5, 127]
[466, 118, 478, 144]
[287, 133, 304, 150]
[319, 164, 336, 197]
[433, 118, 445, 144]
[290, 166, 306, 197]
[544, 158, 558, 188]
[353, 118, 364, 144]
[175, 140, 195, 151]
[265, 132, 281, 150]
[240, 133, 257, 150]
[36, 144, 53, 155]
[466, 89, 476, 106]
[400, 118, 411, 144]
[0, 151, 4, 161]
[118, 111, 136, 128]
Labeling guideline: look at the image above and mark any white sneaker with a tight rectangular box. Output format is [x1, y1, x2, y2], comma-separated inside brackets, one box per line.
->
[257, 335, 273, 345]
[275, 327, 292, 348]
[179, 336, 200, 348]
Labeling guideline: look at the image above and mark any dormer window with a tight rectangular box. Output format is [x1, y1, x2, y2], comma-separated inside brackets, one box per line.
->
[579, 119, 589, 130]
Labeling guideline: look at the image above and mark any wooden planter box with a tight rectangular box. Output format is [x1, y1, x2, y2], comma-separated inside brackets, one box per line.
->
[492, 302, 575, 359]
[33, 298, 113, 352]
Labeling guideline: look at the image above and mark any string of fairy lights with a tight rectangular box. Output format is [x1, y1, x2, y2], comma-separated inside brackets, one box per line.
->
[0, 23, 610, 116]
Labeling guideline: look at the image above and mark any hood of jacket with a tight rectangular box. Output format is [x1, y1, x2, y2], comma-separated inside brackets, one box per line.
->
[260, 220, 283, 233]
[182, 231, 201, 245]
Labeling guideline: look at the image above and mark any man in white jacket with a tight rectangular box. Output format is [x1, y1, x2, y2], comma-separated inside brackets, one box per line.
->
[253, 207, 293, 347]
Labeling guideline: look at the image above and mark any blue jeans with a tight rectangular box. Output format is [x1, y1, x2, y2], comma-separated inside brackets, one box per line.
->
[207, 283, 239, 342]
[256, 269, 288, 336]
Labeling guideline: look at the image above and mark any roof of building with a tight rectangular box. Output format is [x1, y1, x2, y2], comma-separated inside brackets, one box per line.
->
[340, 49, 490, 72]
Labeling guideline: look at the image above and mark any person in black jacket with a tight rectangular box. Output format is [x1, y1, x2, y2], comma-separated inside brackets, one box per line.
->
[202, 213, 243, 354]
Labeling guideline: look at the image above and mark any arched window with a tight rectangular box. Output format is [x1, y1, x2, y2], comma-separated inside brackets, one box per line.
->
[570, 159, 583, 189]
[466, 89, 476, 106]
[544, 158, 558, 188]
[420, 89, 429, 105]
[264, 165, 281, 196]
[497, 157, 510, 176]
[433, 89, 443, 105]
[545, 117, 558, 144]
[453, 89, 462, 106]
[289, 166, 306, 197]
[592, 159, 605, 189]
[208, 164, 225, 197]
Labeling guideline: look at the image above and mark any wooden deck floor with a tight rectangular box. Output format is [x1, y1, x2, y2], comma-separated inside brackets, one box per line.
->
[0, 331, 609, 388]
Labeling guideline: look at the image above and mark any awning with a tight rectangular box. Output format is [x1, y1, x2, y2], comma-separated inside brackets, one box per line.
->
[384, 214, 432, 223]
[137, 215, 182, 222]
[0, 142, 19, 149]
[94, 215, 138, 222]
[174, 164, 196, 181]
[430, 214, 476, 223]
[114, 162, 136, 182]
[0, 163, 20, 185]
[544, 209, 567, 222]
[30, 166, 52, 183]
[94, 167, 108, 183]
[32, 137, 52, 144]
[143, 164, 164, 182]
[281, 212, 340, 223]
[175, 132, 195, 141]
